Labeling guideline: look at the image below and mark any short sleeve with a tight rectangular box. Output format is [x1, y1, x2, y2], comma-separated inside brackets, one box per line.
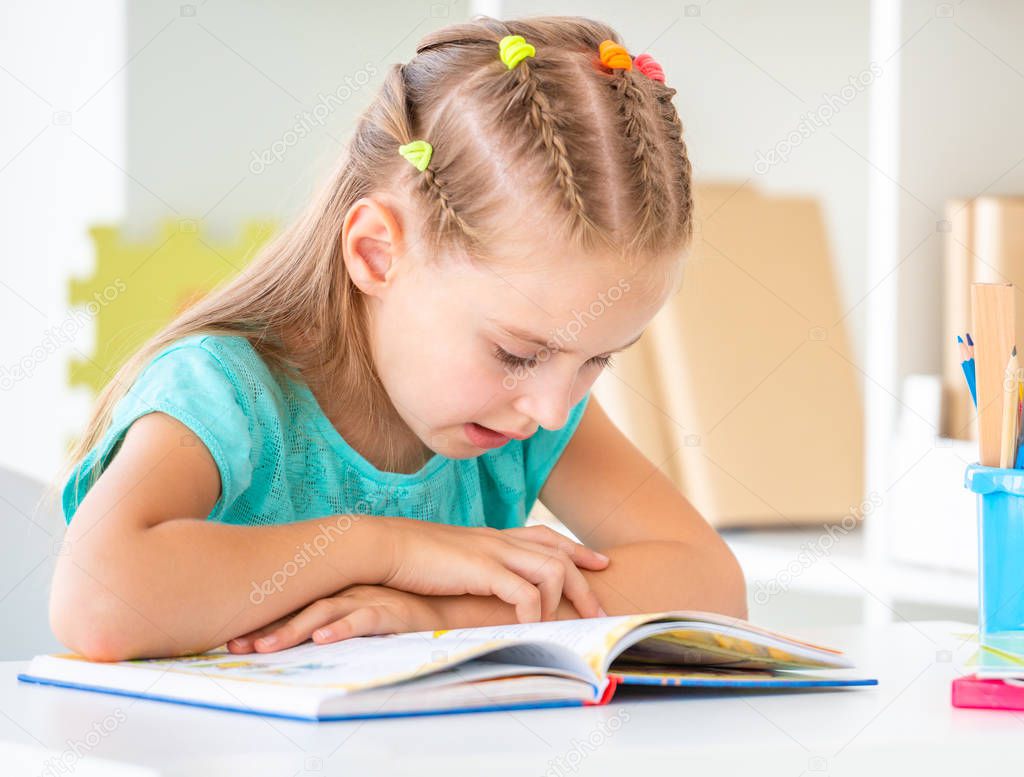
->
[521, 390, 592, 516]
[62, 340, 254, 524]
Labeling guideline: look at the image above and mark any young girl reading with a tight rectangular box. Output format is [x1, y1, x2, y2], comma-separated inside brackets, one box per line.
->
[50, 16, 746, 662]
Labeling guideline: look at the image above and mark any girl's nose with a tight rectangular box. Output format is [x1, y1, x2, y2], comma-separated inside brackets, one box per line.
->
[514, 379, 574, 432]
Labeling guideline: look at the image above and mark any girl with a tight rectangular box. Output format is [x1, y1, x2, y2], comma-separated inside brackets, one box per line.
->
[50, 15, 746, 662]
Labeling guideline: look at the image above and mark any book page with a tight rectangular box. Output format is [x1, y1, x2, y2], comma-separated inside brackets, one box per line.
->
[429, 614, 653, 675]
[46, 633, 512, 694]
[46, 617, 642, 695]
[610, 622, 853, 670]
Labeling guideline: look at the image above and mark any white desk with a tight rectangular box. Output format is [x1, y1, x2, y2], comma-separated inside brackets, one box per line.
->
[0, 621, 1019, 776]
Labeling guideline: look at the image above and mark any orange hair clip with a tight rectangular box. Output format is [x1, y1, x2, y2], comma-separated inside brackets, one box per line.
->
[598, 39, 632, 71]
[634, 53, 665, 83]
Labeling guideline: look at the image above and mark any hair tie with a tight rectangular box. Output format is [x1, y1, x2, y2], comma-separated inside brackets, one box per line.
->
[634, 53, 665, 83]
[499, 35, 535, 69]
[398, 140, 433, 172]
[598, 39, 632, 71]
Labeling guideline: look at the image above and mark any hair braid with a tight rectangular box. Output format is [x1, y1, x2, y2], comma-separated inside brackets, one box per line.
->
[506, 58, 600, 241]
[417, 164, 482, 252]
[394, 62, 481, 253]
[610, 70, 671, 254]
[649, 81, 694, 245]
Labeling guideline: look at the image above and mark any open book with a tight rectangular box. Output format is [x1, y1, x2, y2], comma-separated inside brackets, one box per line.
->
[19, 611, 877, 722]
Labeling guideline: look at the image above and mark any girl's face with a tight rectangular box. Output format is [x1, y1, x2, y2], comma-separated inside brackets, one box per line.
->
[347, 197, 680, 458]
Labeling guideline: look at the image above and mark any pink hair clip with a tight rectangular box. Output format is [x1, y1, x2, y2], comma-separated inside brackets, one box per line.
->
[634, 53, 665, 83]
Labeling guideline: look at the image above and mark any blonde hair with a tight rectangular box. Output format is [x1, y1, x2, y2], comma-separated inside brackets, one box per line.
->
[54, 14, 694, 502]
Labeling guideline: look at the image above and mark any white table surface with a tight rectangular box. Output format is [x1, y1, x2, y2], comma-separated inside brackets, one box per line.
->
[0, 620, 1020, 776]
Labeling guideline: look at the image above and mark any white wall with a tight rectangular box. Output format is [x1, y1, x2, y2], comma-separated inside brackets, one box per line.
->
[895, 0, 1024, 383]
[0, 0, 124, 485]
[123, 0, 465, 238]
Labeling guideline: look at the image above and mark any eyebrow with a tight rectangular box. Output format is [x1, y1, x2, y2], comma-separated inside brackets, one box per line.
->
[491, 320, 645, 355]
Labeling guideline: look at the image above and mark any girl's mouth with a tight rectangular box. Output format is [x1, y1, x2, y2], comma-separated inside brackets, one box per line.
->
[463, 422, 511, 449]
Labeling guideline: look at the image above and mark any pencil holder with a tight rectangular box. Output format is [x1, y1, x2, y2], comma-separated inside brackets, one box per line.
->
[965, 464, 1024, 637]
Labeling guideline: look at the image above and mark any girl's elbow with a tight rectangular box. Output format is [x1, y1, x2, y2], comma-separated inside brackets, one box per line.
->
[49, 583, 166, 662]
[50, 594, 132, 662]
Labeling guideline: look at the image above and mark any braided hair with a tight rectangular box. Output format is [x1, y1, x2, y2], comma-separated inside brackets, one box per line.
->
[374, 15, 693, 263]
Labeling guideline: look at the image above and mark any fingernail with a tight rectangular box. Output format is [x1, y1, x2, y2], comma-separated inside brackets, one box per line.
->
[256, 635, 277, 648]
[598, 607, 609, 617]
[595, 552, 610, 563]
[314, 628, 330, 641]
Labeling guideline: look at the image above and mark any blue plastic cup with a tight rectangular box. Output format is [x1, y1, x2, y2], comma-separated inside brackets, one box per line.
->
[964, 464, 1024, 638]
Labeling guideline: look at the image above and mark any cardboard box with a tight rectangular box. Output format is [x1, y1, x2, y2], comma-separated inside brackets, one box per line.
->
[595, 182, 863, 527]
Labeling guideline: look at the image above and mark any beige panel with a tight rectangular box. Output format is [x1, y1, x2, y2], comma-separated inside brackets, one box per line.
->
[972, 197, 1024, 353]
[603, 182, 863, 528]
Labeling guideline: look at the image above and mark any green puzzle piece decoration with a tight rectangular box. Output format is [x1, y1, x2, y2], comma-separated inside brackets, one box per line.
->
[69, 220, 276, 396]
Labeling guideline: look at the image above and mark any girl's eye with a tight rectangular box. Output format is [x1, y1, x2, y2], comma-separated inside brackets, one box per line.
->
[493, 345, 537, 368]
[492, 345, 614, 370]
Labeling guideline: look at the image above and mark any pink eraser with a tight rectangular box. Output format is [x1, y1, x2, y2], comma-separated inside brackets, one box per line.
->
[952, 674, 1024, 710]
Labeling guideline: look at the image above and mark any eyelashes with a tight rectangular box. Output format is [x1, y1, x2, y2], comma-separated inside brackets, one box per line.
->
[492, 345, 614, 370]
[493, 345, 536, 369]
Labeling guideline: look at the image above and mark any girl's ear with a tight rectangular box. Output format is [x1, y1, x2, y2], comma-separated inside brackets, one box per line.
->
[341, 196, 406, 297]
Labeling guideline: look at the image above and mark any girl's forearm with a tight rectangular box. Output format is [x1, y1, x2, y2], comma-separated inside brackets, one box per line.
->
[52, 513, 390, 661]
[580, 540, 748, 619]
[430, 540, 748, 628]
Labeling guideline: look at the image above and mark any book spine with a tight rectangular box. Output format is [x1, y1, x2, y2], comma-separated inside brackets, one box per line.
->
[584, 675, 620, 707]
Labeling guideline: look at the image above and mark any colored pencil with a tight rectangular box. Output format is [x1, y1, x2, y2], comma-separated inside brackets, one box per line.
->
[1000, 346, 1020, 468]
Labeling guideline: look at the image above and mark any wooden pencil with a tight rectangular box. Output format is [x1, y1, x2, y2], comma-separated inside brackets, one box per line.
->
[1001, 346, 1020, 467]
[973, 283, 1016, 466]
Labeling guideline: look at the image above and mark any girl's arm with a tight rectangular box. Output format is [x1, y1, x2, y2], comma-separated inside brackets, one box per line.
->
[228, 396, 747, 654]
[427, 539, 744, 629]
[395, 396, 748, 624]
[51, 412, 607, 662]
[428, 397, 747, 623]
[51, 412, 385, 661]
[537, 395, 748, 619]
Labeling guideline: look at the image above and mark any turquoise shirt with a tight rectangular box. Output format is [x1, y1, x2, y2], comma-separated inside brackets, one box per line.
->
[62, 334, 590, 529]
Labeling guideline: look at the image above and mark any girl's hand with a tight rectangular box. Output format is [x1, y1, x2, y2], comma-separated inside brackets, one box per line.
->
[226, 585, 442, 653]
[376, 520, 610, 623]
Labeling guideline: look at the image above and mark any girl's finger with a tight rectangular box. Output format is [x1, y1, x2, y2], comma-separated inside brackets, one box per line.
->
[514, 550, 563, 621]
[551, 557, 604, 618]
[504, 544, 602, 620]
[313, 606, 398, 643]
[503, 526, 610, 570]
[251, 598, 359, 653]
[500, 539, 572, 620]
[227, 613, 298, 653]
[475, 565, 542, 624]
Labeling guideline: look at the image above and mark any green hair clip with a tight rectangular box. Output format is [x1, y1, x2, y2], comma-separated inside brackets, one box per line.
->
[499, 35, 535, 69]
[398, 139, 433, 172]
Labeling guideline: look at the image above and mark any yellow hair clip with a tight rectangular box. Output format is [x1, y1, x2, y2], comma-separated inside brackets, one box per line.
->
[499, 34, 535, 69]
[398, 140, 433, 172]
